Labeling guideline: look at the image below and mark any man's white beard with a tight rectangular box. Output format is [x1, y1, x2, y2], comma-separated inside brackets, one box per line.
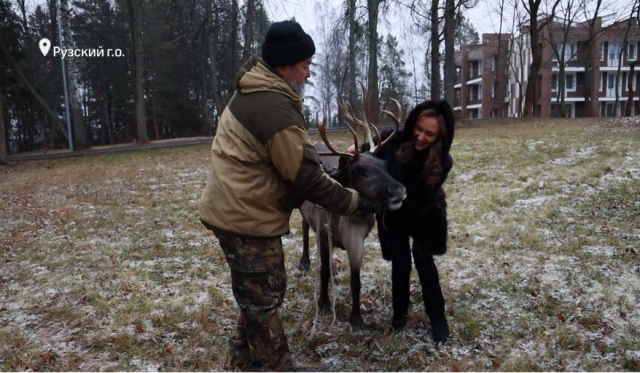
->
[287, 79, 305, 97]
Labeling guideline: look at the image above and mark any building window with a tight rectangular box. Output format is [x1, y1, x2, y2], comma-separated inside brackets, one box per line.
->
[492, 55, 498, 71]
[552, 74, 576, 92]
[629, 42, 638, 61]
[609, 42, 621, 62]
[608, 74, 615, 89]
[469, 60, 482, 78]
[554, 43, 575, 61]
[566, 74, 574, 91]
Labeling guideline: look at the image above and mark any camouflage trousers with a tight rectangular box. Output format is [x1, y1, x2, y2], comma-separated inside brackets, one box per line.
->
[216, 231, 290, 371]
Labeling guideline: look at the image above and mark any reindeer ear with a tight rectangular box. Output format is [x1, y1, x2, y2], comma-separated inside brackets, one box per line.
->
[328, 156, 351, 186]
[338, 155, 350, 169]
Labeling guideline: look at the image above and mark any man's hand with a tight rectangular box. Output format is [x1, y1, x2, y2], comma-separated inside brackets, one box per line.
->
[357, 195, 377, 214]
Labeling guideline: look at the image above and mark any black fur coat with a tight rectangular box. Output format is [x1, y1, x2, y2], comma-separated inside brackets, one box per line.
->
[375, 100, 455, 258]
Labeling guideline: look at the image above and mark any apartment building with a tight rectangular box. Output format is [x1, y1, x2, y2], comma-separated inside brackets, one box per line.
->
[455, 17, 640, 119]
[507, 17, 640, 118]
[454, 34, 511, 119]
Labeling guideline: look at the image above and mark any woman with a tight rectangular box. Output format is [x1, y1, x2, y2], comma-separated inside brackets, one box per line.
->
[374, 100, 455, 343]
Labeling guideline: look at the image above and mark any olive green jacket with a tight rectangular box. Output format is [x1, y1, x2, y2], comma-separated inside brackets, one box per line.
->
[198, 58, 359, 237]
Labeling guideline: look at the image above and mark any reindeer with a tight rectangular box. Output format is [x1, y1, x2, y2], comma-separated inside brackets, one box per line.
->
[297, 92, 405, 330]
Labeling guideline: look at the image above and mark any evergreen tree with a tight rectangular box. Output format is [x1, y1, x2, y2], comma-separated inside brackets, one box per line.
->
[379, 34, 411, 119]
[454, 15, 479, 50]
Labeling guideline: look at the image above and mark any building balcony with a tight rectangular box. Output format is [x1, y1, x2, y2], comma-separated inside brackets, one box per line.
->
[468, 98, 482, 106]
[551, 66, 586, 72]
[599, 89, 640, 99]
[467, 77, 482, 85]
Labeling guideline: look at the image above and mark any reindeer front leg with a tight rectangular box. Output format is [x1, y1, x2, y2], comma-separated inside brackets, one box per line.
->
[349, 269, 363, 329]
[297, 218, 311, 273]
[348, 241, 365, 330]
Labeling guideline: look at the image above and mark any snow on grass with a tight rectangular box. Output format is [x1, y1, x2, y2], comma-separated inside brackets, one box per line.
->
[0, 118, 639, 371]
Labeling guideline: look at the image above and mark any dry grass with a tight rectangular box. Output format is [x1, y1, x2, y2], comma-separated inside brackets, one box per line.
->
[1, 117, 639, 371]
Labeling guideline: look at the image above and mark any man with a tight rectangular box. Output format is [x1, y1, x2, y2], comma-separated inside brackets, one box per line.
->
[198, 20, 375, 371]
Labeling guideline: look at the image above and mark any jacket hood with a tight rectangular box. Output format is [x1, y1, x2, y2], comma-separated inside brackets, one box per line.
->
[235, 57, 304, 111]
[400, 100, 455, 155]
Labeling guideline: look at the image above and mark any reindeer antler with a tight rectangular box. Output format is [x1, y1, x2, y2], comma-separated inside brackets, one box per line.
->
[315, 109, 358, 158]
[375, 98, 403, 154]
[339, 81, 378, 152]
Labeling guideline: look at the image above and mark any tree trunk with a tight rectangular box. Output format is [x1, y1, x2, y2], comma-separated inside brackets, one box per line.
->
[127, 0, 147, 142]
[0, 94, 7, 163]
[241, 0, 255, 65]
[60, 0, 88, 149]
[366, 0, 380, 124]
[348, 0, 358, 108]
[582, 0, 602, 117]
[229, 0, 239, 95]
[0, 44, 69, 139]
[152, 98, 161, 140]
[614, 14, 634, 116]
[207, 0, 224, 127]
[430, 0, 441, 100]
[626, 61, 638, 116]
[443, 0, 455, 104]
[523, 1, 541, 117]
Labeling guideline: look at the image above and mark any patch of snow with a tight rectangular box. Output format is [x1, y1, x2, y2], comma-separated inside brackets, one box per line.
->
[131, 358, 161, 372]
[516, 196, 551, 206]
[551, 158, 576, 165]
[582, 245, 616, 257]
[455, 171, 477, 181]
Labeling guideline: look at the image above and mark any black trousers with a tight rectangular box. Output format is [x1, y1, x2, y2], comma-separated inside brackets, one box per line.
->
[377, 193, 447, 321]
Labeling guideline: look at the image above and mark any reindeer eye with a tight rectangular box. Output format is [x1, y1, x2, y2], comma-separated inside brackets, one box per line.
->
[351, 167, 366, 177]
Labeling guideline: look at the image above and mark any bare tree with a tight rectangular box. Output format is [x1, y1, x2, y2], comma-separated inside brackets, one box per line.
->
[241, 0, 255, 64]
[348, 0, 358, 107]
[230, 0, 239, 83]
[430, 0, 441, 99]
[443, 0, 455, 104]
[626, 61, 639, 115]
[126, 0, 147, 142]
[0, 43, 69, 139]
[61, 0, 89, 148]
[613, 0, 639, 116]
[578, 0, 604, 117]
[366, 0, 381, 124]
[0, 94, 7, 164]
[522, 0, 560, 116]
[206, 0, 224, 128]
[546, 0, 578, 117]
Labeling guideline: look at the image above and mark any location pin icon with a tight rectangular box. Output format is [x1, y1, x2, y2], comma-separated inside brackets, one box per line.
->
[39, 38, 51, 56]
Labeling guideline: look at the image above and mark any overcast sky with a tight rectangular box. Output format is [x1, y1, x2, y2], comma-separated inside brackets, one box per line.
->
[262, 0, 506, 107]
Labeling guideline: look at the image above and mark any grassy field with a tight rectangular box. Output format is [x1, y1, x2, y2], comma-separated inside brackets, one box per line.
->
[1, 117, 639, 371]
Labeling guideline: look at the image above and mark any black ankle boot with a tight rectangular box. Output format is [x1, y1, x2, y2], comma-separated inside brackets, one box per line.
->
[391, 314, 407, 331]
[430, 315, 450, 343]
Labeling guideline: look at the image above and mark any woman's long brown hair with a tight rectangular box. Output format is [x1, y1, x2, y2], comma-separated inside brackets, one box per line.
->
[395, 109, 448, 187]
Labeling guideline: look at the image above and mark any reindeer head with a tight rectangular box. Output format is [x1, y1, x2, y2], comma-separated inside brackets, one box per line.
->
[315, 83, 406, 211]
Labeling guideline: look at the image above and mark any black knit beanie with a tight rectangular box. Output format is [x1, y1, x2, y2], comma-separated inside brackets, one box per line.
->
[261, 20, 316, 68]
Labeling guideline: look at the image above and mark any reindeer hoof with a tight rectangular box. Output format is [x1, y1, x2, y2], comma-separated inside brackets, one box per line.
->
[349, 315, 364, 332]
[297, 259, 310, 274]
[318, 300, 332, 315]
